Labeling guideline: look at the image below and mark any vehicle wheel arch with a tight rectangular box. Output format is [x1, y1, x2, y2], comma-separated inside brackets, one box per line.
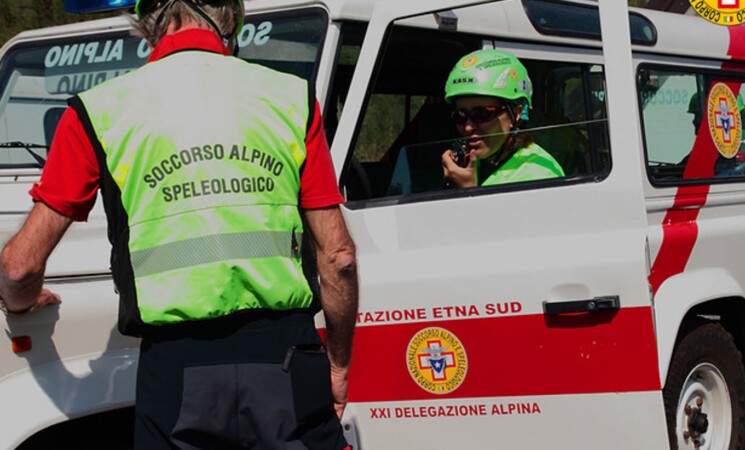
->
[16, 406, 135, 450]
[0, 349, 138, 449]
[653, 269, 745, 384]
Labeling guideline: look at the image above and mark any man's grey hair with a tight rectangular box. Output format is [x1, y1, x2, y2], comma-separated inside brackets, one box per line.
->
[131, 0, 243, 49]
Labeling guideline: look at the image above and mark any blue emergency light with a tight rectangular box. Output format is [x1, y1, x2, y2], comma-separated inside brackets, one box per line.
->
[63, 0, 136, 13]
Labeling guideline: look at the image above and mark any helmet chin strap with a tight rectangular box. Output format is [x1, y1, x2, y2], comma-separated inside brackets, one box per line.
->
[179, 0, 229, 39]
[153, 0, 178, 28]
[485, 102, 521, 170]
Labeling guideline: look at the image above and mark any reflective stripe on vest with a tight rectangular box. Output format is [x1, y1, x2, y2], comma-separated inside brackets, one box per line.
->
[78, 51, 314, 325]
[131, 230, 301, 277]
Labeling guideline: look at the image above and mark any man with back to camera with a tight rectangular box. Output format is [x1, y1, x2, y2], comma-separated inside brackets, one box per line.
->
[0, 0, 359, 448]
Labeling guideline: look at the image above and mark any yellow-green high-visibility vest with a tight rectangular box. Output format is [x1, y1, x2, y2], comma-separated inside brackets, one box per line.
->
[479, 143, 564, 186]
[71, 50, 316, 334]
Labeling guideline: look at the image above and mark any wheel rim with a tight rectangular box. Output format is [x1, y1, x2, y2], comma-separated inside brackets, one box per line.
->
[676, 363, 732, 449]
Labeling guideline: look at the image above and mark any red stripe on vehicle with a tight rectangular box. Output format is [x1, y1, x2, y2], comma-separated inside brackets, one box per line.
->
[725, 24, 745, 63]
[648, 26, 745, 294]
[647, 174, 712, 294]
[346, 306, 660, 402]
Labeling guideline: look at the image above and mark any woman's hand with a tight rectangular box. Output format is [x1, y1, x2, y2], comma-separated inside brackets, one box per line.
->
[442, 149, 477, 188]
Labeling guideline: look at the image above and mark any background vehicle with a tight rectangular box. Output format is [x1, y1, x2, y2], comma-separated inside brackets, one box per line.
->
[2, 0, 745, 448]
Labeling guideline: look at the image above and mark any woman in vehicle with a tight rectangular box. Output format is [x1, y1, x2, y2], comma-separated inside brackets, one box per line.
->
[441, 49, 564, 188]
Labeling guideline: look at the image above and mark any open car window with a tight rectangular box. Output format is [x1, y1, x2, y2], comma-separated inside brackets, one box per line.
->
[339, 6, 611, 207]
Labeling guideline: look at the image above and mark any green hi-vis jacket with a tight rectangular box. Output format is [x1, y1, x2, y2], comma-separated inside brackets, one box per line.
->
[70, 50, 316, 336]
[479, 142, 565, 186]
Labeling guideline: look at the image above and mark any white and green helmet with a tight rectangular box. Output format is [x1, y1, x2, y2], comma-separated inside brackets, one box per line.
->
[444, 49, 533, 108]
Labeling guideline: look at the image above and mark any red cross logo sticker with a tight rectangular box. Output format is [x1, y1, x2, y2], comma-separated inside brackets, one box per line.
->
[418, 340, 456, 381]
[719, 0, 739, 9]
[715, 97, 736, 144]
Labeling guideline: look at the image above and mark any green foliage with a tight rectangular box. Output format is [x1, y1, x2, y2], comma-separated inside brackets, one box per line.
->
[0, 1, 118, 49]
[355, 95, 427, 162]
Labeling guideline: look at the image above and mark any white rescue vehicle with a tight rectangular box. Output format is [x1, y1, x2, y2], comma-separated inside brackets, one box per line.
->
[1, 0, 745, 448]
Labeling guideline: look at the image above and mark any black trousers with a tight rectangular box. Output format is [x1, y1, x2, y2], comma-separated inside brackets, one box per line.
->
[133, 312, 348, 450]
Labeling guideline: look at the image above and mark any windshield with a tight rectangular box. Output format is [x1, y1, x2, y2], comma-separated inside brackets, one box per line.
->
[0, 7, 327, 169]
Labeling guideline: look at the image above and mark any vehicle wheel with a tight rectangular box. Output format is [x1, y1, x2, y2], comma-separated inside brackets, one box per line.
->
[663, 323, 745, 450]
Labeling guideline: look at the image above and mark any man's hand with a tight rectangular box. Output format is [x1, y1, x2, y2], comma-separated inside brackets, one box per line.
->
[304, 206, 358, 420]
[2, 287, 60, 316]
[0, 203, 72, 313]
[330, 363, 350, 419]
[32, 288, 62, 312]
[442, 149, 477, 188]
[5, 287, 62, 315]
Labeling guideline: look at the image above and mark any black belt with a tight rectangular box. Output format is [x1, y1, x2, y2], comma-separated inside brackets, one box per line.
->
[140, 308, 316, 342]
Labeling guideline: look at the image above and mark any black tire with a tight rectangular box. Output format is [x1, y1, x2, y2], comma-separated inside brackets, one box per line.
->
[663, 323, 745, 450]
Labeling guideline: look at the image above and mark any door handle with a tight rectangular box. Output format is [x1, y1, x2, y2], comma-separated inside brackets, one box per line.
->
[542, 295, 620, 316]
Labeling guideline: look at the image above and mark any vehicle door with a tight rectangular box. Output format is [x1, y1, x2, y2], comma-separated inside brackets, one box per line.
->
[0, 27, 146, 448]
[331, 0, 668, 447]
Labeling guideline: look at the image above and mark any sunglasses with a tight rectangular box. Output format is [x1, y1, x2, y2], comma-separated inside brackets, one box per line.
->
[451, 105, 509, 126]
